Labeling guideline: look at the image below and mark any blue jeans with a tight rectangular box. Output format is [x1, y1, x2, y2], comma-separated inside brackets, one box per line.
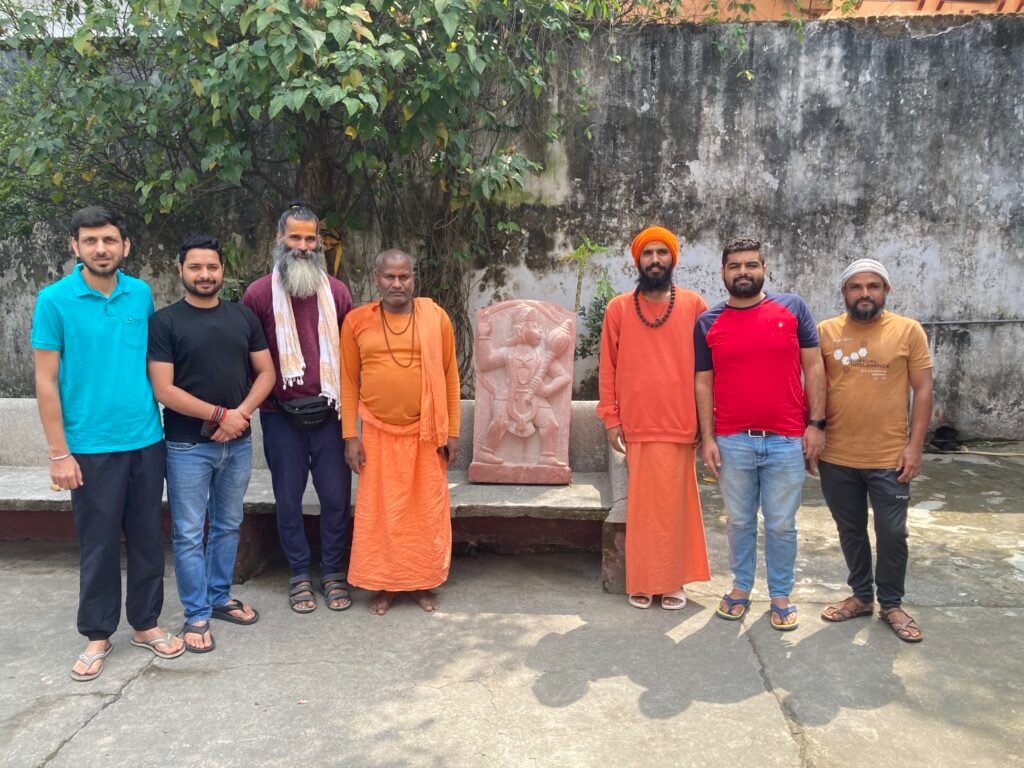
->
[717, 432, 805, 598]
[166, 436, 253, 623]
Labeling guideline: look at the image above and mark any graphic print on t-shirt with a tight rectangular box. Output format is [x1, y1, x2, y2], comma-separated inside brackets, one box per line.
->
[826, 334, 890, 379]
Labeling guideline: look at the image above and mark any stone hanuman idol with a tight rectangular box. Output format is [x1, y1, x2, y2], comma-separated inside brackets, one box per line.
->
[470, 300, 575, 485]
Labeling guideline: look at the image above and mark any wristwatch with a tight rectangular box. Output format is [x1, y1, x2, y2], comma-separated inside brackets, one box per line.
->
[808, 419, 827, 430]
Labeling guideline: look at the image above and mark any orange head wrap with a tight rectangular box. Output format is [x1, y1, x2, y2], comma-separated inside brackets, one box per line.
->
[630, 226, 679, 267]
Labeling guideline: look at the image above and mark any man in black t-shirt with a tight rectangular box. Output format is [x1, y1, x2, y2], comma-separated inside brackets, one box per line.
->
[148, 235, 276, 653]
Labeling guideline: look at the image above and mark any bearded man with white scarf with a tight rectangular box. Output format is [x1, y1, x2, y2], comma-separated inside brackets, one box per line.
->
[243, 202, 354, 613]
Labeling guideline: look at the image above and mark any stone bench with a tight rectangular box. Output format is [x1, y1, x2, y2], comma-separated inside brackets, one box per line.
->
[0, 398, 629, 590]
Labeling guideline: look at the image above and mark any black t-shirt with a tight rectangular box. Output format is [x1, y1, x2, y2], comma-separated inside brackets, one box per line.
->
[147, 299, 269, 442]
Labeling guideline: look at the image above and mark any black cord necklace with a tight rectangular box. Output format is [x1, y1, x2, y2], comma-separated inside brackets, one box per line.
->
[633, 286, 675, 328]
[380, 301, 416, 368]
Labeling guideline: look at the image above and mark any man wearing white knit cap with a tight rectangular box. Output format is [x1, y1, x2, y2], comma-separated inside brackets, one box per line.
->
[816, 259, 933, 642]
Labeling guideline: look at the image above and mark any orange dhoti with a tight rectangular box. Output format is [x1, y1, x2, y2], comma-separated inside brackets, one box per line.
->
[624, 441, 710, 595]
[347, 408, 452, 592]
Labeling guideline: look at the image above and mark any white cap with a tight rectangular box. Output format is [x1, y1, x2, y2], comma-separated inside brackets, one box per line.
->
[841, 258, 890, 288]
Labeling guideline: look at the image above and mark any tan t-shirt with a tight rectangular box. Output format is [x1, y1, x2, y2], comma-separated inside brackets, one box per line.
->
[818, 311, 932, 469]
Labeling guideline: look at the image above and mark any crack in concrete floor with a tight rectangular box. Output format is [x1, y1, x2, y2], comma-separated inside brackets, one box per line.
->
[37, 656, 155, 768]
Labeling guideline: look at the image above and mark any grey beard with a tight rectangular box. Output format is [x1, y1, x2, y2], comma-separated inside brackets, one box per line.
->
[275, 244, 327, 299]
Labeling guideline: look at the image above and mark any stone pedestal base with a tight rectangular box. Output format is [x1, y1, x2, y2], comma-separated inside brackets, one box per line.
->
[468, 462, 571, 485]
[601, 521, 626, 594]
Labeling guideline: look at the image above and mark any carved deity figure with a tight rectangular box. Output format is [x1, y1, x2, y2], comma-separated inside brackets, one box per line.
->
[470, 301, 575, 483]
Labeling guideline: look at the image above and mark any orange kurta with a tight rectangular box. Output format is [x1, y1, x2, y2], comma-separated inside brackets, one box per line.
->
[597, 289, 711, 593]
[342, 298, 461, 591]
[340, 301, 460, 439]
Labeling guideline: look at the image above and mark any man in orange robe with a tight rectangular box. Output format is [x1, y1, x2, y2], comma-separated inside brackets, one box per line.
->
[341, 249, 461, 615]
[596, 226, 711, 610]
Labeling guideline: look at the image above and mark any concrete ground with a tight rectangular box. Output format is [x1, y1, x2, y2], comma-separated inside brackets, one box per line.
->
[1, 450, 1022, 768]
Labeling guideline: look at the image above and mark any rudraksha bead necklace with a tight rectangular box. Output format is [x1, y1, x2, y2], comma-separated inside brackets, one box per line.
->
[633, 286, 676, 328]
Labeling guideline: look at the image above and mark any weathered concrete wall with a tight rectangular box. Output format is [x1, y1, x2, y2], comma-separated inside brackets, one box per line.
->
[2, 17, 1022, 438]
[477, 16, 1024, 439]
[0, 224, 183, 398]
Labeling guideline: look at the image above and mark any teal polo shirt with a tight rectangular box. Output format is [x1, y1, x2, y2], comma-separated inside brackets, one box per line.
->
[31, 264, 163, 454]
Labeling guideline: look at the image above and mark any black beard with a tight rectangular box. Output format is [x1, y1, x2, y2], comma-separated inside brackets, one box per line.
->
[183, 279, 221, 298]
[727, 276, 764, 299]
[637, 268, 673, 293]
[847, 299, 884, 321]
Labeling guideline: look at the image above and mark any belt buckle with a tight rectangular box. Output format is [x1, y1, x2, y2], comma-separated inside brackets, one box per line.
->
[746, 429, 769, 438]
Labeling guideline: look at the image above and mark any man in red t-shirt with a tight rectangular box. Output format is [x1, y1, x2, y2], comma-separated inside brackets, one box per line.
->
[694, 237, 826, 631]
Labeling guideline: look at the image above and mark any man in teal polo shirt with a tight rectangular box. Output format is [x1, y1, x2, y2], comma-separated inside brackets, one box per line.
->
[32, 206, 184, 682]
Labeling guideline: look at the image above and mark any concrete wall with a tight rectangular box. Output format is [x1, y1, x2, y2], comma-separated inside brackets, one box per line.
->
[1, 16, 1022, 438]
[476, 16, 1024, 439]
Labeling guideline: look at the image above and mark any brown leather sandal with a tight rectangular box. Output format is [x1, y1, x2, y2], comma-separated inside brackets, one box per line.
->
[821, 595, 874, 623]
[879, 607, 923, 643]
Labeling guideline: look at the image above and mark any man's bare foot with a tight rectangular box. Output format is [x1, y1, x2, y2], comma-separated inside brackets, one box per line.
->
[411, 590, 440, 613]
[183, 621, 214, 651]
[71, 639, 112, 679]
[369, 591, 397, 615]
[719, 588, 750, 617]
[131, 627, 185, 657]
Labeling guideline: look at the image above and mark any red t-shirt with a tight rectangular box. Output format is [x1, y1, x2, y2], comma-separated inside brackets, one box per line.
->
[241, 273, 353, 411]
[694, 292, 819, 437]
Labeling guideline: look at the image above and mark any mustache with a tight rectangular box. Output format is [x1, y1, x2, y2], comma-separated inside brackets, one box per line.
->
[273, 243, 327, 266]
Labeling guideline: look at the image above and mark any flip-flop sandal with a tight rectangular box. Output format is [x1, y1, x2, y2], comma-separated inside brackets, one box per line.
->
[716, 593, 751, 621]
[182, 622, 216, 654]
[628, 593, 653, 609]
[770, 603, 799, 632]
[70, 641, 113, 682]
[130, 632, 185, 659]
[211, 598, 260, 625]
[321, 573, 352, 612]
[660, 589, 687, 610]
[880, 608, 924, 643]
[821, 596, 874, 623]
[289, 575, 317, 614]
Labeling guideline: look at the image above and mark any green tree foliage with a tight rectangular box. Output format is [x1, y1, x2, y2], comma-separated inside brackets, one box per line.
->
[1, 0, 622, 372]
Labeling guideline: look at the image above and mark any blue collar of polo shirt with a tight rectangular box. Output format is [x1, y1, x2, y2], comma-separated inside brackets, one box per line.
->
[70, 262, 132, 299]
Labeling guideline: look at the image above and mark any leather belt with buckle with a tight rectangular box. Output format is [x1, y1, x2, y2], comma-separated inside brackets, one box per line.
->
[745, 429, 779, 438]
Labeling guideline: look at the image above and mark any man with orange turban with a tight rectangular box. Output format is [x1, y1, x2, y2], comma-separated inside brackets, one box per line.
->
[597, 226, 711, 609]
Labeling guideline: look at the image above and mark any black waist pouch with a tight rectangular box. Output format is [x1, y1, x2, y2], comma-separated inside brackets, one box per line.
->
[276, 395, 335, 430]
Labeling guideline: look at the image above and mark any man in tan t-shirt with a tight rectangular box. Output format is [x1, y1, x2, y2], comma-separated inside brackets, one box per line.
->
[815, 258, 933, 643]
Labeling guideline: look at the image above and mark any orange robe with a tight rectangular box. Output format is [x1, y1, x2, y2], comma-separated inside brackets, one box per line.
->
[597, 289, 711, 594]
[341, 298, 461, 591]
